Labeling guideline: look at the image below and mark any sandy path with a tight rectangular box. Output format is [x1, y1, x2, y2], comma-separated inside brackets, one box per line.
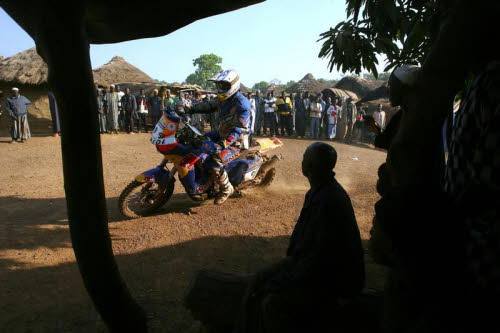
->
[0, 134, 386, 332]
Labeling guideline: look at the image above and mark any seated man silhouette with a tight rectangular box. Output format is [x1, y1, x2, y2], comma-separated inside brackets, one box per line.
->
[236, 142, 365, 333]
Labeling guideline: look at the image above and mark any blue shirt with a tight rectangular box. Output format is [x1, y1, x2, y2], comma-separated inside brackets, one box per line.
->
[6, 95, 31, 117]
[148, 96, 162, 116]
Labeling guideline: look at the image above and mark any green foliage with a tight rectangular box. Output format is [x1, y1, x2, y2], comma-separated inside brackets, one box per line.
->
[185, 54, 223, 89]
[318, 0, 455, 78]
[252, 81, 269, 92]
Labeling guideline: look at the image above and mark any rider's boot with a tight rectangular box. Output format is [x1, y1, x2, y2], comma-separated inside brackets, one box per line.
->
[215, 169, 234, 205]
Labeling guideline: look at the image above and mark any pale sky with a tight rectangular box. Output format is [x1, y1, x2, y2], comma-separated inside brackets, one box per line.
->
[0, 0, 386, 86]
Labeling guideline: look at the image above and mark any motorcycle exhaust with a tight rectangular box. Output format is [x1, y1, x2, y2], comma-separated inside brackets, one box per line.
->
[259, 154, 282, 174]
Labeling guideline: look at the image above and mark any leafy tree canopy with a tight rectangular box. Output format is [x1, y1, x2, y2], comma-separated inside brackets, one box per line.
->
[318, 0, 454, 77]
[252, 81, 269, 92]
[185, 53, 223, 89]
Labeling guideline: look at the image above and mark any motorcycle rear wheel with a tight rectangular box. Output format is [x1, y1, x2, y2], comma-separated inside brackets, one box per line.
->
[118, 178, 175, 219]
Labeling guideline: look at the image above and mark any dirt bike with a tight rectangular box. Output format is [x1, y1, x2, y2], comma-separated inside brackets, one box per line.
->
[118, 115, 283, 218]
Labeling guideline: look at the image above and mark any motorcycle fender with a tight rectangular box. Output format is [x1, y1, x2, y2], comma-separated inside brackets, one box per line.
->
[135, 166, 168, 183]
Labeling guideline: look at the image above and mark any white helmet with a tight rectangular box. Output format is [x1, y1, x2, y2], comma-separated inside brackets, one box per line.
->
[208, 69, 240, 102]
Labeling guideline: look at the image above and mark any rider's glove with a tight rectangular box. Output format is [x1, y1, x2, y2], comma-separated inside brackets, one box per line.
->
[217, 140, 227, 149]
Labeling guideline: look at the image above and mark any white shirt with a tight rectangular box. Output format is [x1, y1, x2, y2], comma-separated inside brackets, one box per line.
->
[264, 97, 276, 113]
[373, 110, 386, 130]
[249, 97, 256, 131]
[327, 105, 340, 124]
[117, 91, 125, 107]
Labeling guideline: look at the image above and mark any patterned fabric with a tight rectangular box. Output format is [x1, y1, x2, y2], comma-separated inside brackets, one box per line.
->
[445, 61, 500, 295]
[11, 114, 31, 140]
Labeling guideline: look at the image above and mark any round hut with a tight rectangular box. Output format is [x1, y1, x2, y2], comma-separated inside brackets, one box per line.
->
[0, 48, 156, 134]
[0, 48, 51, 134]
[334, 76, 385, 98]
[286, 73, 330, 96]
[321, 87, 359, 103]
[359, 84, 389, 104]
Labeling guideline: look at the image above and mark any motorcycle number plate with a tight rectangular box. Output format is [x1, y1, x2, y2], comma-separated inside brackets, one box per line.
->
[151, 118, 177, 145]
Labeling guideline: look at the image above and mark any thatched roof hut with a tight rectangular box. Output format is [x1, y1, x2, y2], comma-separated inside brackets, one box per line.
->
[0, 48, 157, 135]
[265, 83, 285, 96]
[92, 56, 154, 85]
[240, 83, 249, 93]
[359, 84, 389, 103]
[335, 76, 385, 98]
[286, 73, 329, 95]
[0, 48, 48, 85]
[321, 87, 359, 102]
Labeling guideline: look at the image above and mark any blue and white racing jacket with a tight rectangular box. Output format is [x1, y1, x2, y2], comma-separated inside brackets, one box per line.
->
[190, 91, 251, 148]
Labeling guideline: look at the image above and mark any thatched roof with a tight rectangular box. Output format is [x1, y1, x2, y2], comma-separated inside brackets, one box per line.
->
[335, 76, 385, 98]
[240, 83, 249, 93]
[92, 56, 154, 85]
[359, 84, 389, 103]
[321, 88, 359, 102]
[265, 83, 285, 95]
[286, 73, 330, 95]
[0, 48, 155, 86]
[0, 48, 48, 85]
[165, 83, 203, 92]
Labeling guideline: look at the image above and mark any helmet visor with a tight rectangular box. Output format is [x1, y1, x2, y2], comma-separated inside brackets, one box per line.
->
[215, 81, 231, 94]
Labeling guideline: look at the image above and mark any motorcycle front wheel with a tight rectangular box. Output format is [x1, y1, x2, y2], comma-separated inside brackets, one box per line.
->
[118, 178, 175, 219]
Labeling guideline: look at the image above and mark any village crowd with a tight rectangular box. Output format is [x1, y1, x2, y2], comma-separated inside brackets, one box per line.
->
[1, 85, 387, 144]
[254, 90, 386, 142]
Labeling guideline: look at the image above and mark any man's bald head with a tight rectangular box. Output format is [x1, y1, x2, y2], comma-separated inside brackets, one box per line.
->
[302, 142, 337, 179]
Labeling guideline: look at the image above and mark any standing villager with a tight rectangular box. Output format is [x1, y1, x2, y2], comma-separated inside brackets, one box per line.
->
[149, 89, 162, 126]
[373, 104, 387, 131]
[162, 89, 177, 113]
[276, 91, 293, 137]
[106, 85, 120, 134]
[247, 92, 256, 144]
[5, 87, 31, 143]
[263, 92, 277, 137]
[136, 88, 149, 133]
[96, 88, 107, 134]
[235, 142, 365, 332]
[303, 92, 312, 137]
[121, 88, 137, 134]
[316, 93, 326, 138]
[207, 94, 221, 131]
[340, 97, 357, 142]
[294, 92, 307, 138]
[326, 98, 340, 141]
[253, 90, 264, 135]
[116, 85, 125, 131]
[48, 91, 61, 137]
[190, 92, 205, 130]
[309, 96, 323, 140]
[353, 106, 366, 142]
[322, 97, 332, 139]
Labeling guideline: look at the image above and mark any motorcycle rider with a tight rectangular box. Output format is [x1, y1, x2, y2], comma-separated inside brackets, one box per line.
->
[188, 69, 251, 205]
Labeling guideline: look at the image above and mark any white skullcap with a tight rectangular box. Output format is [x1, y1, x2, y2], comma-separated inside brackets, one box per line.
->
[12, 87, 19, 91]
[110, 84, 115, 88]
[393, 65, 420, 86]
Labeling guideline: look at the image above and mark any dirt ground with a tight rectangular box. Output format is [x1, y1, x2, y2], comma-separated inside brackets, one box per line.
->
[0, 133, 387, 332]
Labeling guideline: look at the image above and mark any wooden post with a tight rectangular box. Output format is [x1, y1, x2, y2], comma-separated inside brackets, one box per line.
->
[39, 5, 147, 332]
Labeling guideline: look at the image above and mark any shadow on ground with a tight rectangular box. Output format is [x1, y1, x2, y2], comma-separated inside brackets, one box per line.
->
[0, 193, 385, 332]
[0, 193, 201, 267]
[0, 233, 291, 332]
